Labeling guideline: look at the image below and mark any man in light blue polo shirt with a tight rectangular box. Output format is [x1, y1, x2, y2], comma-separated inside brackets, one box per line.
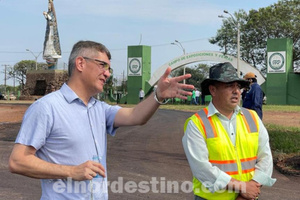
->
[9, 40, 194, 200]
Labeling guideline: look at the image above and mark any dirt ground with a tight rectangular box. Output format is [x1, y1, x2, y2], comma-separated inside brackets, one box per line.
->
[263, 110, 300, 128]
[1, 103, 300, 127]
[0, 104, 29, 123]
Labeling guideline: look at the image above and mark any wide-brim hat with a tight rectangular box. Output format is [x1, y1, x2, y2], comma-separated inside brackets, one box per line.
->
[201, 62, 249, 95]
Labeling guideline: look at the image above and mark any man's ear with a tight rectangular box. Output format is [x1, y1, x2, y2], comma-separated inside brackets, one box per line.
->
[75, 56, 85, 72]
[209, 85, 217, 97]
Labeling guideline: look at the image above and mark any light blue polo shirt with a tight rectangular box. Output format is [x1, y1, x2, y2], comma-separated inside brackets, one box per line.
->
[16, 83, 121, 200]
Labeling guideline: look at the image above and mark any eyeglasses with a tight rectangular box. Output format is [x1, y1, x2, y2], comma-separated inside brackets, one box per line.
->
[83, 57, 113, 74]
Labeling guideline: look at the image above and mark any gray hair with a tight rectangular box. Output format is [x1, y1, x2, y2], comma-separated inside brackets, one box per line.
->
[68, 40, 111, 77]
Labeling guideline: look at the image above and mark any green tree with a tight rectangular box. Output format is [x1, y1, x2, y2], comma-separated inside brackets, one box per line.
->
[103, 74, 114, 95]
[7, 60, 35, 90]
[5, 85, 21, 94]
[210, 0, 300, 73]
[7, 60, 48, 90]
[115, 80, 127, 94]
[171, 63, 210, 90]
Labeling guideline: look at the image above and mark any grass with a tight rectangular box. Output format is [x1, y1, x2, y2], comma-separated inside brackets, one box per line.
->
[266, 124, 300, 173]
[266, 124, 300, 154]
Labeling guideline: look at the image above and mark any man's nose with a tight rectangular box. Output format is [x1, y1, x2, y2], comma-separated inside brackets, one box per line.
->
[103, 70, 111, 78]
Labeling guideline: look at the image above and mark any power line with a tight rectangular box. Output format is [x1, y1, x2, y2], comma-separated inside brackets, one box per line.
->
[0, 51, 28, 53]
[0, 51, 69, 54]
[0, 37, 210, 53]
[0, 60, 20, 63]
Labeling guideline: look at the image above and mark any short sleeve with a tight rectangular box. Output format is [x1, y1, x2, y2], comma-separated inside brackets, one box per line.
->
[15, 101, 53, 150]
[103, 103, 121, 136]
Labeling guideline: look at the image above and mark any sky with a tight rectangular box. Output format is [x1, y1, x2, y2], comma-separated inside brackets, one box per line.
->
[0, 0, 280, 86]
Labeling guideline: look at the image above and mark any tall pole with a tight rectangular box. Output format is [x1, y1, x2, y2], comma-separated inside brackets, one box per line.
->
[171, 40, 186, 84]
[219, 10, 240, 77]
[237, 22, 240, 77]
[122, 70, 125, 95]
[26, 49, 42, 70]
[13, 72, 15, 93]
[4, 65, 6, 93]
[1, 64, 9, 94]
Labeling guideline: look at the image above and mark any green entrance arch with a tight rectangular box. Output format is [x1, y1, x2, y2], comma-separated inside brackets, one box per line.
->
[122, 47, 266, 104]
[124, 42, 299, 105]
[148, 51, 265, 86]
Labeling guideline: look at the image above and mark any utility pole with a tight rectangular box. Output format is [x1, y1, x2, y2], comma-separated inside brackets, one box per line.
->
[13, 72, 16, 93]
[122, 70, 125, 95]
[26, 49, 42, 70]
[2, 64, 9, 94]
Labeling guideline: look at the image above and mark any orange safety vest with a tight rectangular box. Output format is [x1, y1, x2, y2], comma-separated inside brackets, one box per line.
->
[184, 107, 259, 200]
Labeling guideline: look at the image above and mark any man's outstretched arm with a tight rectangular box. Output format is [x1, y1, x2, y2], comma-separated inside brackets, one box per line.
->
[114, 67, 194, 127]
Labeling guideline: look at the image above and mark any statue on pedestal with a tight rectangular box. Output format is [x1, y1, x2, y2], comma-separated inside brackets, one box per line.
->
[43, 0, 61, 70]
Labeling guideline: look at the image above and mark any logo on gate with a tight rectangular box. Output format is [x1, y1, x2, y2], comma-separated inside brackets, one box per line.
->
[269, 52, 284, 70]
[128, 58, 142, 76]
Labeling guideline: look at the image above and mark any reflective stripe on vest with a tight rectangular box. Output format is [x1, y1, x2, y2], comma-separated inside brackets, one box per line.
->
[209, 156, 257, 175]
[195, 108, 217, 138]
[240, 107, 258, 133]
[209, 159, 238, 175]
[196, 108, 258, 139]
[240, 156, 257, 173]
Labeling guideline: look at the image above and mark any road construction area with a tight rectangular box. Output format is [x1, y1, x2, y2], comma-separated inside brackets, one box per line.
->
[0, 103, 299, 200]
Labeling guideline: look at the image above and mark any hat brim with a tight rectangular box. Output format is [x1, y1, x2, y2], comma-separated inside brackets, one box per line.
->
[201, 78, 249, 95]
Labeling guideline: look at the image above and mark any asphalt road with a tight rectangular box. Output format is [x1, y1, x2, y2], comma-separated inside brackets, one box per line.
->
[0, 109, 299, 200]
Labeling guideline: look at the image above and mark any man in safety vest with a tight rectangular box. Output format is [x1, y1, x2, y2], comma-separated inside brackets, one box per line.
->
[182, 62, 276, 200]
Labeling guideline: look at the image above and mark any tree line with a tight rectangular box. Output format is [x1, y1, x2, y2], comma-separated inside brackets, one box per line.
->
[209, 0, 300, 75]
